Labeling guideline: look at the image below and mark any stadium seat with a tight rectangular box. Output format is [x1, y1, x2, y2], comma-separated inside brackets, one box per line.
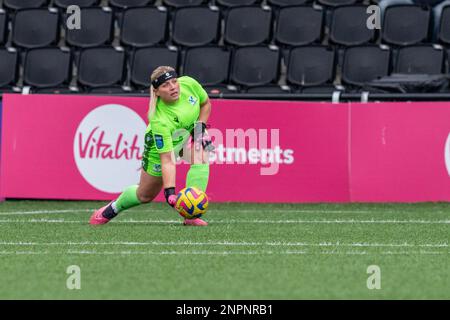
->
[382, 5, 430, 46]
[77, 46, 126, 89]
[330, 5, 376, 46]
[224, 6, 272, 46]
[395, 45, 444, 74]
[162, 0, 205, 7]
[23, 47, 72, 89]
[230, 46, 280, 87]
[0, 47, 18, 89]
[438, 5, 450, 45]
[3, 0, 49, 10]
[287, 46, 335, 87]
[0, 10, 7, 45]
[130, 46, 179, 89]
[275, 6, 323, 47]
[108, 0, 155, 9]
[183, 47, 231, 86]
[120, 7, 168, 48]
[66, 7, 114, 48]
[268, 0, 310, 7]
[172, 6, 220, 47]
[216, 0, 261, 7]
[448, 49, 450, 73]
[317, 0, 357, 6]
[342, 45, 390, 86]
[12, 8, 59, 49]
[54, 0, 100, 9]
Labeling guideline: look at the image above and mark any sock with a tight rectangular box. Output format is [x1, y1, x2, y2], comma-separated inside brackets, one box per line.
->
[102, 185, 141, 219]
[186, 164, 209, 192]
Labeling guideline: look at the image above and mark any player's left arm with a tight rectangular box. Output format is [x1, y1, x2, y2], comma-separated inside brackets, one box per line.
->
[198, 98, 211, 124]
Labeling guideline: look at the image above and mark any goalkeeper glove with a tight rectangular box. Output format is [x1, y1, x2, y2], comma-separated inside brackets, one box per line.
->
[164, 187, 177, 207]
[192, 121, 215, 152]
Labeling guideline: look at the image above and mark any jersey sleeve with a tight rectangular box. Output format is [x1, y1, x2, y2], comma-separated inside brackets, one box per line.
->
[186, 76, 209, 105]
[150, 119, 173, 154]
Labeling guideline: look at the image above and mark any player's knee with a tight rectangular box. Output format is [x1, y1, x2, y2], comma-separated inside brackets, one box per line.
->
[137, 191, 154, 204]
[192, 150, 210, 164]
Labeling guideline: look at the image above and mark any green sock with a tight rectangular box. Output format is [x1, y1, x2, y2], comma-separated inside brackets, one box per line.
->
[186, 164, 210, 192]
[112, 185, 141, 213]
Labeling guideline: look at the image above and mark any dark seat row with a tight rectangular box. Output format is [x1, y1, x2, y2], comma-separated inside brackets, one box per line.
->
[1, 45, 449, 94]
[0, 1, 368, 10]
[1, 4, 450, 49]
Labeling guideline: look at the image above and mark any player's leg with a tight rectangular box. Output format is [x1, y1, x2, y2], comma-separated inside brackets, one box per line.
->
[180, 141, 210, 226]
[89, 169, 163, 225]
[90, 141, 164, 225]
[181, 139, 210, 192]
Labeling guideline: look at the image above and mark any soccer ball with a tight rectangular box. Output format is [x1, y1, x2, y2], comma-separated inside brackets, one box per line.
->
[175, 187, 209, 219]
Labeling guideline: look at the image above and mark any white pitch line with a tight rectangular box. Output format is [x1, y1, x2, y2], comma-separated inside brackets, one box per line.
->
[0, 250, 447, 256]
[0, 241, 447, 248]
[0, 209, 93, 216]
[1, 208, 448, 216]
[0, 218, 448, 225]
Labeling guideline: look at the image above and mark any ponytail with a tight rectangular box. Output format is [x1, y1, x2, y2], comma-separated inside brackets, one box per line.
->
[148, 85, 158, 122]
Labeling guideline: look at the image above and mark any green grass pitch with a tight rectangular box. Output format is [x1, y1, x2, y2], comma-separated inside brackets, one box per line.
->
[0, 200, 448, 299]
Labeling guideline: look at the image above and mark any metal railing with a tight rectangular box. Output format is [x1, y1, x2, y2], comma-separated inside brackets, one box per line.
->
[2, 91, 450, 102]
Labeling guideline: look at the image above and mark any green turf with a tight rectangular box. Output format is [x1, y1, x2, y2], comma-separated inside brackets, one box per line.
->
[0, 200, 448, 299]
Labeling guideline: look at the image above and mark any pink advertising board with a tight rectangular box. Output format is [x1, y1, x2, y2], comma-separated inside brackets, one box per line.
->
[350, 102, 450, 202]
[0, 94, 350, 202]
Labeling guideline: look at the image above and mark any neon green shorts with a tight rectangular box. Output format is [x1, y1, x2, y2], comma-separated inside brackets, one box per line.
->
[141, 129, 191, 177]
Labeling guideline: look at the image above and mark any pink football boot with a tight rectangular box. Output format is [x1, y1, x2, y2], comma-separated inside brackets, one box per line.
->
[89, 202, 113, 225]
[183, 218, 208, 226]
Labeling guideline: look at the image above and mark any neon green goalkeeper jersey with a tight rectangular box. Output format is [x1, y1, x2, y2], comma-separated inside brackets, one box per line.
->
[142, 76, 209, 176]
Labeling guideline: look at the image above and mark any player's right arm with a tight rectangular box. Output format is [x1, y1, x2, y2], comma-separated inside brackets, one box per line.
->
[151, 119, 177, 207]
[160, 151, 177, 207]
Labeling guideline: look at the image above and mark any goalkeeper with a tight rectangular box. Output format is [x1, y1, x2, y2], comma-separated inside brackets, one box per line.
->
[90, 66, 213, 226]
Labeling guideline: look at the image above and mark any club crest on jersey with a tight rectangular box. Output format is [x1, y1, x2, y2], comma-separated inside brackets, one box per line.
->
[154, 134, 164, 149]
[188, 96, 197, 105]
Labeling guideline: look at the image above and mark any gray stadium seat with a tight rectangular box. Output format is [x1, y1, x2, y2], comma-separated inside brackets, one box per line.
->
[230, 46, 280, 87]
[109, 0, 155, 9]
[0, 10, 7, 45]
[162, 0, 204, 7]
[66, 7, 114, 48]
[382, 5, 430, 46]
[23, 47, 72, 89]
[287, 46, 335, 87]
[78, 46, 126, 89]
[130, 46, 179, 89]
[183, 47, 231, 86]
[342, 45, 391, 86]
[330, 5, 376, 46]
[225, 6, 273, 46]
[12, 8, 59, 49]
[268, 0, 310, 6]
[4, 0, 49, 10]
[0, 47, 18, 89]
[217, 0, 261, 6]
[395, 45, 444, 74]
[54, 0, 100, 9]
[172, 6, 220, 47]
[120, 7, 168, 48]
[318, 0, 357, 6]
[438, 5, 450, 45]
[275, 6, 323, 46]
